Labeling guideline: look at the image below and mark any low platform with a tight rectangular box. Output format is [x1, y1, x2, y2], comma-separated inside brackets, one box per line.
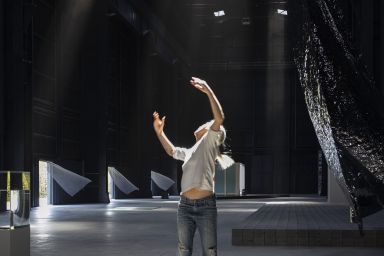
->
[232, 203, 384, 247]
[217, 194, 289, 200]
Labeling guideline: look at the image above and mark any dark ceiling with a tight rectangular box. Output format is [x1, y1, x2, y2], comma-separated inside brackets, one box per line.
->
[142, 0, 290, 67]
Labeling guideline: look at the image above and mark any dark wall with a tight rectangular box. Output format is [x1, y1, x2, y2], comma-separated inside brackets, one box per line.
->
[31, 0, 58, 206]
[352, 0, 384, 95]
[137, 45, 179, 196]
[178, 9, 321, 195]
[2, 0, 383, 203]
[380, 0, 384, 95]
[289, 72, 320, 193]
[177, 68, 319, 195]
[30, 0, 110, 205]
[3, 0, 31, 172]
[0, 0, 4, 170]
[106, 17, 142, 197]
[1, 0, 182, 205]
[80, 0, 109, 204]
[82, 1, 182, 199]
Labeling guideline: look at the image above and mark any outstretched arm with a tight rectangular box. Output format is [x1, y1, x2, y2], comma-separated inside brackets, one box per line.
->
[190, 77, 225, 131]
[153, 111, 175, 157]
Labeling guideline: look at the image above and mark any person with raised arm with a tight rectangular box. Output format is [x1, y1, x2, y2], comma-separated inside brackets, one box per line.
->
[153, 77, 233, 256]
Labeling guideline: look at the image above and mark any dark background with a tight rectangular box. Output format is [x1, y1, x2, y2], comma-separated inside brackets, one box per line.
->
[0, 0, 383, 206]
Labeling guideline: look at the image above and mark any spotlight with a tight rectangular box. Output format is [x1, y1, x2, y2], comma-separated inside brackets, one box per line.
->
[277, 9, 288, 16]
[214, 10, 225, 17]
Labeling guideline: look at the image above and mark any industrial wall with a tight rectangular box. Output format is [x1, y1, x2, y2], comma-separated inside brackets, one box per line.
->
[0, 0, 382, 205]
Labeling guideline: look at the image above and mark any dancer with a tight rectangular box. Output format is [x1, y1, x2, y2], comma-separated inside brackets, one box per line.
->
[153, 77, 233, 256]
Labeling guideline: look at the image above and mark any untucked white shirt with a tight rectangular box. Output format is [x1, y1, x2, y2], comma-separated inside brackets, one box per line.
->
[172, 128, 223, 194]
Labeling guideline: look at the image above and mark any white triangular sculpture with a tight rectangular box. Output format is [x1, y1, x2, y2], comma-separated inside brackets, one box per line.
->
[151, 171, 175, 191]
[47, 162, 92, 197]
[108, 167, 139, 195]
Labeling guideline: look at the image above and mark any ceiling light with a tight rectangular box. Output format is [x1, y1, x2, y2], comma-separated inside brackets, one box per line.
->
[277, 9, 288, 16]
[214, 10, 225, 17]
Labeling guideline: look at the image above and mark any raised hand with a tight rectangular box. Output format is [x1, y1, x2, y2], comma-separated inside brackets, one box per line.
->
[152, 111, 175, 156]
[153, 111, 166, 135]
[190, 76, 224, 130]
[190, 77, 211, 94]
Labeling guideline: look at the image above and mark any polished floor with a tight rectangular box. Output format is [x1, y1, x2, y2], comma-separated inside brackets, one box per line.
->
[30, 197, 384, 256]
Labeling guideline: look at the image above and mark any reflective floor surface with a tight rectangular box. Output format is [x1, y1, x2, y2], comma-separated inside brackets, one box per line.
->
[30, 197, 384, 256]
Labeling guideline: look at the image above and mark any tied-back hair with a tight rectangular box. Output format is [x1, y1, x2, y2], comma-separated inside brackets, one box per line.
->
[195, 120, 235, 170]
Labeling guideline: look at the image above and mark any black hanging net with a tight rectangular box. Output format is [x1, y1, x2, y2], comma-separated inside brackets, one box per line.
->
[291, 0, 384, 225]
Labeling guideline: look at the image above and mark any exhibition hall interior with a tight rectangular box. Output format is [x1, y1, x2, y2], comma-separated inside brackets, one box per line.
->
[0, 0, 384, 255]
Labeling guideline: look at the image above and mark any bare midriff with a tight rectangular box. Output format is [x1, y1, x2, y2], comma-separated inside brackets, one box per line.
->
[182, 188, 214, 199]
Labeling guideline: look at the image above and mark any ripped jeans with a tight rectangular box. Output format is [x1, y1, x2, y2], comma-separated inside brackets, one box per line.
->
[177, 194, 217, 256]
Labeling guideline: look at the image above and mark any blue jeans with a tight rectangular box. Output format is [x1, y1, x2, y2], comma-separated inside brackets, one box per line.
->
[177, 194, 217, 256]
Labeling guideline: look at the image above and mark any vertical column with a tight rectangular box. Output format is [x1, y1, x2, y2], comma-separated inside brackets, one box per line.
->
[3, 0, 30, 172]
[265, 13, 291, 194]
[157, 59, 178, 195]
[136, 38, 157, 197]
[81, 0, 109, 203]
[0, 0, 4, 170]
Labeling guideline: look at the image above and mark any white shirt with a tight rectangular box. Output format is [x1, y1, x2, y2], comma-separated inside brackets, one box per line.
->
[172, 128, 223, 194]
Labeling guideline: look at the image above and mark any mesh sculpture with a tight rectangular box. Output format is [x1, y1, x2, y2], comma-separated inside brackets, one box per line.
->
[293, 0, 384, 227]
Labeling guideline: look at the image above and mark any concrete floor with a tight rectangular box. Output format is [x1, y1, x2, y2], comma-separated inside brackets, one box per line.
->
[30, 197, 384, 256]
